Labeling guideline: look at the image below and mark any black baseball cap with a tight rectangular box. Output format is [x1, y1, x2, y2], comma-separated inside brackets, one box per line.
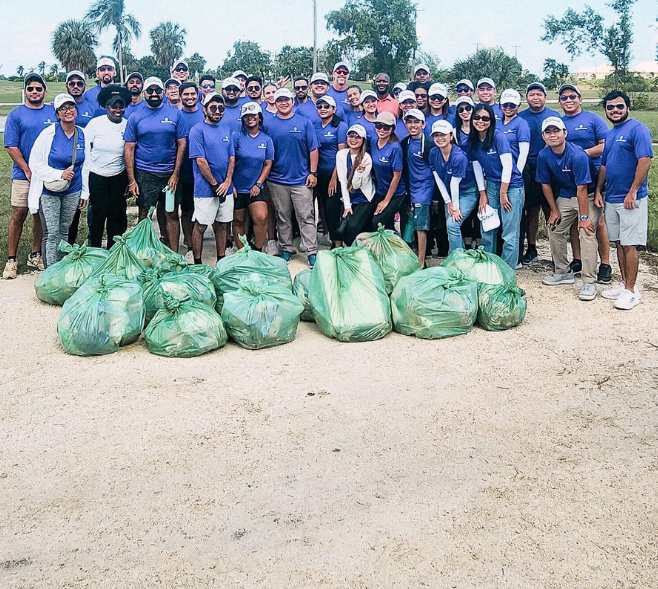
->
[24, 73, 46, 89]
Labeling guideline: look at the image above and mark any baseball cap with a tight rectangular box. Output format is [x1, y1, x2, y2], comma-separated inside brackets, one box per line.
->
[456, 79, 475, 91]
[476, 77, 496, 88]
[428, 82, 448, 97]
[398, 90, 417, 103]
[347, 124, 367, 138]
[98, 85, 131, 108]
[232, 70, 248, 79]
[143, 76, 164, 90]
[310, 72, 329, 84]
[455, 96, 475, 107]
[431, 120, 454, 135]
[333, 61, 350, 73]
[558, 83, 581, 96]
[171, 59, 188, 71]
[125, 72, 143, 83]
[403, 108, 425, 122]
[222, 77, 241, 90]
[359, 90, 377, 104]
[53, 93, 75, 110]
[393, 82, 407, 92]
[413, 64, 430, 76]
[499, 89, 521, 106]
[65, 70, 85, 83]
[316, 95, 337, 108]
[241, 101, 262, 117]
[541, 116, 566, 132]
[97, 57, 115, 69]
[164, 78, 180, 88]
[375, 112, 396, 126]
[24, 73, 46, 88]
[274, 88, 294, 100]
[526, 82, 547, 95]
[202, 92, 225, 106]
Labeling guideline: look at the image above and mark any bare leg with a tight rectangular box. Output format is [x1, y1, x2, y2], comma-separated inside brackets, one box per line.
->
[570, 223, 581, 260]
[233, 209, 247, 248]
[156, 201, 168, 242]
[192, 222, 207, 261]
[181, 209, 194, 249]
[138, 206, 148, 221]
[213, 221, 228, 259]
[597, 215, 611, 264]
[267, 201, 276, 240]
[526, 207, 539, 247]
[615, 242, 626, 285]
[249, 202, 269, 250]
[165, 211, 180, 252]
[621, 245, 639, 290]
[417, 230, 427, 268]
[7, 206, 28, 258]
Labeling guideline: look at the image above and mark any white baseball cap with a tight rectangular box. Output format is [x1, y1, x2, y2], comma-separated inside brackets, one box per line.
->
[375, 112, 396, 126]
[65, 70, 85, 83]
[222, 77, 241, 90]
[202, 92, 225, 106]
[316, 95, 337, 108]
[143, 76, 164, 90]
[431, 120, 454, 135]
[455, 96, 475, 107]
[347, 124, 367, 138]
[541, 116, 567, 132]
[333, 61, 350, 73]
[53, 93, 76, 110]
[310, 72, 329, 84]
[232, 70, 248, 79]
[500, 89, 521, 106]
[476, 77, 496, 88]
[274, 88, 294, 100]
[403, 108, 425, 122]
[393, 82, 407, 92]
[428, 82, 448, 97]
[398, 90, 417, 103]
[96, 57, 115, 69]
[171, 59, 188, 71]
[456, 79, 475, 90]
[413, 64, 430, 76]
[359, 90, 377, 104]
[558, 83, 581, 96]
[240, 101, 262, 117]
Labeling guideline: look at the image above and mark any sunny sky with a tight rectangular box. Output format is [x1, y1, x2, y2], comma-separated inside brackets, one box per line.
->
[2, 0, 656, 77]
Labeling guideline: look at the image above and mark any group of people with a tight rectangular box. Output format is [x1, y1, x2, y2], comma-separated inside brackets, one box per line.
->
[3, 57, 653, 310]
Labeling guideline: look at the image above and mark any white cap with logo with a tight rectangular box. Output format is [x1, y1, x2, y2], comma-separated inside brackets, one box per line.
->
[398, 90, 417, 103]
[317, 95, 337, 108]
[431, 120, 454, 135]
[403, 108, 425, 122]
[541, 116, 567, 132]
[97, 57, 115, 69]
[274, 88, 294, 100]
[360, 90, 378, 104]
[143, 76, 164, 90]
[310, 72, 330, 84]
[347, 124, 367, 138]
[222, 77, 241, 90]
[428, 82, 448, 97]
[53, 93, 76, 110]
[499, 89, 521, 106]
[241, 101, 262, 117]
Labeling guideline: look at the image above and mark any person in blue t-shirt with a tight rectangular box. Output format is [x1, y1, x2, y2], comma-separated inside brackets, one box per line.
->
[188, 93, 236, 264]
[221, 77, 245, 134]
[293, 76, 318, 121]
[2, 73, 55, 278]
[85, 57, 117, 116]
[559, 83, 612, 283]
[313, 95, 348, 247]
[424, 82, 451, 140]
[408, 81, 430, 115]
[263, 88, 320, 267]
[595, 91, 654, 310]
[369, 111, 406, 231]
[476, 78, 503, 121]
[327, 62, 351, 109]
[65, 71, 96, 128]
[518, 82, 560, 265]
[344, 85, 363, 125]
[351, 90, 378, 146]
[469, 103, 525, 269]
[232, 102, 275, 252]
[124, 76, 187, 250]
[262, 83, 279, 121]
[124, 72, 144, 118]
[395, 90, 417, 141]
[27, 94, 86, 267]
[245, 76, 263, 103]
[536, 116, 600, 301]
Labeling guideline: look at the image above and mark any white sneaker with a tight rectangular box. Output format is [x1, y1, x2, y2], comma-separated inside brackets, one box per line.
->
[542, 272, 575, 286]
[602, 283, 625, 300]
[184, 249, 195, 264]
[224, 246, 237, 257]
[578, 283, 597, 301]
[614, 289, 641, 310]
[27, 252, 45, 271]
[264, 240, 279, 256]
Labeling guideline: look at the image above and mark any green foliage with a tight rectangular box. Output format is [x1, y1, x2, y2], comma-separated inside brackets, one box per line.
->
[51, 19, 98, 73]
[218, 40, 272, 80]
[186, 52, 207, 78]
[542, 58, 570, 90]
[273, 45, 313, 79]
[133, 55, 168, 81]
[449, 48, 537, 89]
[16, 65, 24, 77]
[149, 21, 186, 69]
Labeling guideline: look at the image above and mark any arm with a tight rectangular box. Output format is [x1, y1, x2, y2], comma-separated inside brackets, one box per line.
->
[516, 142, 529, 174]
[584, 141, 604, 159]
[594, 164, 607, 208]
[28, 131, 66, 182]
[472, 160, 489, 212]
[374, 170, 402, 215]
[168, 137, 187, 191]
[350, 155, 372, 190]
[306, 149, 319, 188]
[499, 152, 513, 211]
[80, 124, 94, 201]
[576, 184, 594, 232]
[5, 147, 31, 181]
[217, 156, 235, 197]
[432, 171, 451, 204]
[541, 184, 560, 226]
[195, 157, 218, 187]
[124, 142, 138, 195]
[623, 157, 652, 209]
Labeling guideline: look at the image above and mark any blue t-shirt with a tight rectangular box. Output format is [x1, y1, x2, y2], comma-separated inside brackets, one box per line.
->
[405, 136, 434, 205]
[327, 86, 349, 109]
[369, 140, 405, 197]
[43, 123, 86, 196]
[74, 95, 98, 128]
[429, 144, 470, 193]
[125, 100, 146, 119]
[470, 130, 523, 188]
[424, 113, 451, 140]
[264, 113, 319, 185]
[601, 118, 653, 203]
[501, 116, 531, 162]
[395, 119, 409, 142]
[295, 97, 345, 124]
[314, 119, 348, 175]
[188, 120, 235, 198]
[351, 114, 378, 146]
[536, 142, 593, 198]
[343, 107, 362, 126]
[84, 85, 104, 115]
[489, 103, 503, 122]
[232, 129, 275, 193]
[518, 106, 560, 163]
[179, 107, 204, 181]
[562, 110, 608, 169]
[222, 102, 244, 134]
[346, 153, 368, 205]
[124, 102, 185, 174]
[4, 104, 56, 180]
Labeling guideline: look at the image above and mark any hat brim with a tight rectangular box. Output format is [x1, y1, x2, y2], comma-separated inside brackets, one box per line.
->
[98, 85, 132, 108]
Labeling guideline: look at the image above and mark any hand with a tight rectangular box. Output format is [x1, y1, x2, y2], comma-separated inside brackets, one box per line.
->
[216, 180, 230, 197]
[547, 208, 560, 227]
[328, 177, 337, 197]
[623, 191, 637, 210]
[167, 173, 179, 192]
[25, 169, 32, 182]
[276, 76, 290, 89]
[374, 199, 390, 215]
[579, 219, 595, 233]
[356, 164, 366, 173]
[249, 184, 261, 198]
[343, 207, 353, 218]
[500, 192, 512, 212]
[78, 199, 87, 210]
[61, 166, 74, 181]
[449, 204, 463, 222]
[306, 173, 317, 188]
[127, 180, 139, 197]
[594, 191, 604, 208]
[478, 193, 488, 214]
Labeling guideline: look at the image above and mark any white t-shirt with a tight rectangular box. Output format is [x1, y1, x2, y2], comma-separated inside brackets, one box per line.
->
[83, 115, 127, 177]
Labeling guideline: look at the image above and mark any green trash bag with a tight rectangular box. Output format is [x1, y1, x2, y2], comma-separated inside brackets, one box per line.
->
[477, 283, 527, 331]
[183, 263, 215, 280]
[391, 266, 478, 339]
[145, 294, 228, 357]
[34, 240, 109, 305]
[292, 269, 313, 322]
[308, 244, 392, 342]
[123, 218, 185, 270]
[89, 235, 146, 281]
[221, 278, 304, 350]
[441, 247, 516, 286]
[356, 224, 421, 293]
[57, 275, 145, 356]
[140, 268, 217, 324]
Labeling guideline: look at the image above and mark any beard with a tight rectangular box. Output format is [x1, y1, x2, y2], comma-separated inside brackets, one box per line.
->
[146, 96, 163, 108]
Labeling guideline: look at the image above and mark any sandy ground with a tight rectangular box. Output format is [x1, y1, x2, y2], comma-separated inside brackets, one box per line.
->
[1, 241, 658, 588]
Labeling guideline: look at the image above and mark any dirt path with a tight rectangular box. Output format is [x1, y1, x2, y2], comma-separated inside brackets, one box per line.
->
[1, 246, 657, 587]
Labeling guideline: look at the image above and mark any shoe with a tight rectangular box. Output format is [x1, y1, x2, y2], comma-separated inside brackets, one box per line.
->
[308, 254, 317, 268]
[614, 289, 641, 310]
[26, 252, 45, 271]
[184, 249, 195, 264]
[578, 283, 597, 301]
[542, 272, 575, 286]
[515, 262, 522, 270]
[264, 240, 279, 256]
[521, 246, 538, 265]
[278, 250, 293, 262]
[602, 283, 625, 300]
[569, 259, 582, 274]
[2, 259, 18, 279]
[597, 263, 612, 285]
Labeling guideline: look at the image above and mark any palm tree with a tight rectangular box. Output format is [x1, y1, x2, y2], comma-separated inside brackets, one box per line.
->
[85, 0, 141, 83]
[16, 65, 24, 77]
[48, 63, 59, 81]
[150, 22, 186, 70]
[52, 19, 98, 73]
[37, 62, 46, 76]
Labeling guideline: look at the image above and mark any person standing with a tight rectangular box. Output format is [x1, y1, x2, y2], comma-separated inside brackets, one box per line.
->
[165, 79, 182, 108]
[476, 78, 502, 121]
[327, 61, 351, 109]
[392, 83, 407, 100]
[27, 94, 86, 267]
[344, 85, 363, 124]
[412, 64, 432, 84]
[352, 90, 379, 145]
[124, 77, 186, 250]
[518, 82, 560, 264]
[425, 82, 450, 138]
[124, 72, 144, 118]
[537, 117, 600, 301]
[221, 77, 244, 133]
[171, 60, 190, 83]
[81, 86, 130, 249]
[596, 91, 653, 310]
[232, 70, 249, 95]
[245, 76, 263, 103]
[85, 57, 117, 115]
[2, 74, 53, 278]
[65, 71, 96, 128]
[395, 90, 417, 141]
[189, 93, 236, 264]
[408, 81, 430, 114]
[199, 75, 216, 99]
[261, 82, 279, 120]
[264, 88, 319, 267]
[293, 76, 317, 120]
[374, 73, 399, 115]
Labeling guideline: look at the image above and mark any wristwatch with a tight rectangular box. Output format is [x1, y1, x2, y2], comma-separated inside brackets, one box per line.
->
[578, 214, 589, 221]
[255, 182, 263, 190]
[309, 171, 317, 175]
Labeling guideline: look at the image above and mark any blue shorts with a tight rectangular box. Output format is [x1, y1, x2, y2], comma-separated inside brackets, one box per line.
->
[411, 203, 431, 231]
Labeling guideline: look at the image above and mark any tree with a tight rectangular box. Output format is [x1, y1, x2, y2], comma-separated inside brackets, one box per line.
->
[449, 48, 536, 89]
[37, 61, 46, 76]
[16, 65, 24, 77]
[218, 41, 272, 79]
[274, 45, 313, 79]
[542, 0, 635, 82]
[186, 53, 206, 78]
[542, 58, 570, 90]
[85, 0, 141, 83]
[326, 0, 417, 81]
[134, 55, 169, 81]
[414, 50, 450, 82]
[51, 19, 98, 73]
[150, 21, 186, 70]
[48, 64, 59, 81]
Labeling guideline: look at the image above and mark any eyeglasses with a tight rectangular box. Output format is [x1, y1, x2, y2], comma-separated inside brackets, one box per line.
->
[335, 69, 349, 75]
[559, 94, 579, 102]
[456, 86, 471, 93]
[294, 85, 308, 91]
[207, 104, 224, 113]
[57, 104, 76, 113]
[374, 122, 393, 130]
[472, 115, 491, 122]
[605, 103, 626, 111]
[174, 66, 188, 72]
[98, 66, 114, 72]
[347, 132, 363, 139]
[146, 87, 163, 95]
[457, 105, 473, 113]
[501, 103, 517, 109]
[317, 103, 332, 109]
[429, 94, 445, 101]
[25, 86, 44, 92]
[201, 84, 215, 89]
[67, 80, 85, 88]
[415, 93, 427, 99]
[247, 85, 261, 92]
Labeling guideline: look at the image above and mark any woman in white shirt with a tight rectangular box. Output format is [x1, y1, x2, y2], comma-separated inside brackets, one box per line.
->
[81, 85, 130, 248]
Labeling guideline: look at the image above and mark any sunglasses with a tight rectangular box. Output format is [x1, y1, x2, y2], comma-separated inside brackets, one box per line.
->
[457, 105, 473, 113]
[375, 122, 393, 130]
[429, 94, 445, 101]
[224, 87, 239, 92]
[605, 103, 626, 111]
[57, 104, 76, 113]
[207, 104, 224, 113]
[456, 86, 471, 93]
[559, 94, 579, 101]
[294, 85, 308, 91]
[25, 86, 44, 92]
[201, 84, 215, 89]
[347, 132, 363, 139]
[174, 66, 188, 72]
[146, 87, 163, 95]
[317, 103, 333, 109]
[335, 69, 349, 75]
[247, 85, 261, 91]
[472, 115, 491, 122]
[98, 66, 114, 72]
[415, 93, 427, 99]
[501, 103, 517, 109]
[67, 80, 85, 88]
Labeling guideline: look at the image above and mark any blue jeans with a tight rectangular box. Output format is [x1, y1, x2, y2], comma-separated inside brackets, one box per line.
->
[445, 186, 479, 252]
[481, 181, 525, 269]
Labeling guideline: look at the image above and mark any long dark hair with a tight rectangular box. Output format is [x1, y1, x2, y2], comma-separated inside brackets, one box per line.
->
[346, 136, 367, 192]
[469, 103, 496, 151]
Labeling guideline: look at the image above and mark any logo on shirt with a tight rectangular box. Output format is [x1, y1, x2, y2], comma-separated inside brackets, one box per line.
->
[161, 116, 175, 125]
[413, 150, 424, 159]
[379, 156, 390, 164]
[615, 135, 626, 143]
[290, 126, 301, 134]
[221, 135, 230, 143]
[561, 166, 572, 173]
[257, 143, 267, 149]
[575, 124, 588, 131]
[324, 131, 335, 138]
[486, 148, 498, 155]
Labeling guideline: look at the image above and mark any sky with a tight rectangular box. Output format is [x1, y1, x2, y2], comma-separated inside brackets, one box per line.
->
[1, 0, 656, 77]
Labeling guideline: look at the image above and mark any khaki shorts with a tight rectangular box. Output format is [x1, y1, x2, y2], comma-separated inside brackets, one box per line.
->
[192, 194, 234, 225]
[10, 179, 30, 208]
[605, 199, 648, 246]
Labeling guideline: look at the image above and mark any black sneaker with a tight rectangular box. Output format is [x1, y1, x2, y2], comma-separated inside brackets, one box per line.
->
[597, 263, 612, 285]
[521, 245, 538, 265]
[569, 259, 582, 274]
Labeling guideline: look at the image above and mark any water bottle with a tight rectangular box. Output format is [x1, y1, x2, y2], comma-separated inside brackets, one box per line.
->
[163, 186, 175, 213]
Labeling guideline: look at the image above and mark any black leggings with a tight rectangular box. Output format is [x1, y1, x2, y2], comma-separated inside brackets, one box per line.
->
[370, 194, 407, 231]
[88, 170, 129, 248]
[315, 171, 343, 242]
[339, 201, 377, 245]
